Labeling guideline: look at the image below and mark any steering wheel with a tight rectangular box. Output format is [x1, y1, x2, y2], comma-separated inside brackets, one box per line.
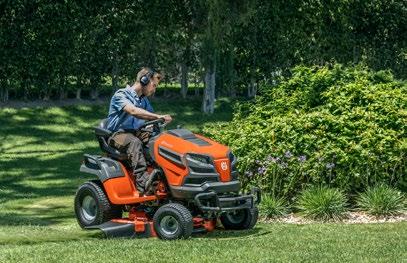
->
[137, 118, 166, 134]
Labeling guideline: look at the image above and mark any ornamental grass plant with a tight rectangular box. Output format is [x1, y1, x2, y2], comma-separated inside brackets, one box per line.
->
[297, 186, 347, 221]
[260, 195, 289, 218]
[357, 185, 406, 216]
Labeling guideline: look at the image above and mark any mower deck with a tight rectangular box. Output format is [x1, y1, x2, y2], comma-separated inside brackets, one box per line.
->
[86, 208, 216, 238]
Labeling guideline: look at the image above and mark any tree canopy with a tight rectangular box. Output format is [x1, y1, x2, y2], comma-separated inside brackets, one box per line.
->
[1, 0, 406, 112]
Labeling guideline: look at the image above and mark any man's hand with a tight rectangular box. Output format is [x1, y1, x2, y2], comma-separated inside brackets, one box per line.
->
[159, 114, 172, 123]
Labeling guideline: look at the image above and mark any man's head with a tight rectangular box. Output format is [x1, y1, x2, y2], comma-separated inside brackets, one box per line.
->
[135, 67, 163, 97]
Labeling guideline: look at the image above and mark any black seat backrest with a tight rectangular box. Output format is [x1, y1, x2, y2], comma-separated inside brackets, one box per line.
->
[95, 119, 128, 161]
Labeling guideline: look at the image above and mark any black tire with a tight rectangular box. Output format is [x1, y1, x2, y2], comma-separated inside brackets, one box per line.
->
[220, 207, 258, 230]
[74, 180, 122, 228]
[153, 203, 193, 240]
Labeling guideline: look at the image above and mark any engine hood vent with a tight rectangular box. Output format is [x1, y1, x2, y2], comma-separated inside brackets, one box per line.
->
[168, 129, 211, 146]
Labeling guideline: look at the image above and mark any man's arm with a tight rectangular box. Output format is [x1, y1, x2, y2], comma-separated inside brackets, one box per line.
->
[123, 104, 172, 122]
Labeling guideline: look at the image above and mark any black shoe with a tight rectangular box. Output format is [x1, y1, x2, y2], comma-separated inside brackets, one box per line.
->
[144, 169, 160, 195]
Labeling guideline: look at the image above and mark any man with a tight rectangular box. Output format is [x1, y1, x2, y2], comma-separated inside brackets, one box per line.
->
[106, 67, 172, 195]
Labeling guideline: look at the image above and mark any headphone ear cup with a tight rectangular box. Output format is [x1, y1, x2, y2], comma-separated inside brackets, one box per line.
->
[140, 75, 150, 86]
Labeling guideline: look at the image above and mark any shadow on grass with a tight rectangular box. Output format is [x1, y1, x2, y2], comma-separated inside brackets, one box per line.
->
[193, 227, 263, 240]
[0, 210, 73, 226]
[0, 149, 99, 201]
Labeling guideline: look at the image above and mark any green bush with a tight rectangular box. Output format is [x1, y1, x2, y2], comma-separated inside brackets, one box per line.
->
[297, 186, 347, 221]
[259, 195, 289, 218]
[204, 64, 407, 199]
[357, 185, 406, 216]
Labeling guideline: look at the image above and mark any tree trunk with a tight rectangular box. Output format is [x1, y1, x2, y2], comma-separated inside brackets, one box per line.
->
[90, 76, 99, 100]
[43, 85, 50, 101]
[112, 48, 119, 91]
[194, 79, 201, 97]
[0, 85, 8, 102]
[90, 88, 99, 100]
[247, 77, 257, 98]
[76, 76, 82, 99]
[180, 62, 188, 99]
[202, 68, 216, 114]
[59, 76, 67, 100]
[229, 75, 236, 98]
[23, 83, 29, 101]
[76, 89, 81, 100]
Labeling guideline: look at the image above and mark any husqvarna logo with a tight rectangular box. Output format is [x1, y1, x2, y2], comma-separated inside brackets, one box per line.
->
[221, 161, 228, 171]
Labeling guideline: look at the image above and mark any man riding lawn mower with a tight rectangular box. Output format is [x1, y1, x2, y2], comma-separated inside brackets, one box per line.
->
[74, 68, 260, 240]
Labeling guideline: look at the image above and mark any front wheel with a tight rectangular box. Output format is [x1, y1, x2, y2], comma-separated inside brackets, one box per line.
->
[153, 203, 193, 240]
[220, 207, 258, 230]
[74, 180, 122, 228]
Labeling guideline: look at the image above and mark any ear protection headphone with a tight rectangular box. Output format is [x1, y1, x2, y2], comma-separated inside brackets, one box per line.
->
[140, 70, 155, 86]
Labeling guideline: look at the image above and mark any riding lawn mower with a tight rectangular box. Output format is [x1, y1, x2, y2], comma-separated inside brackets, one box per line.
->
[74, 118, 261, 240]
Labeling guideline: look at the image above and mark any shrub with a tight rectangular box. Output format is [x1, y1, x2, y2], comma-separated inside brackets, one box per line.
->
[357, 185, 406, 216]
[260, 195, 289, 218]
[204, 64, 407, 198]
[297, 186, 347, 221]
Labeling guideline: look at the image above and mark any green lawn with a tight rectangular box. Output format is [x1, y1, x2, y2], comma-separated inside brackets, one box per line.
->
[0, 97, 406, 263]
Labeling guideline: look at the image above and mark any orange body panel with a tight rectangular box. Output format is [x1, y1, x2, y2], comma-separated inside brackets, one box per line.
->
[112, 209, 157, 237]
[193, 217, 216, 232]
[214, 159, 231, 182]
[102, 163, 164, 205]
[102, 130, 231, 204]
[153, 132, 231, 186]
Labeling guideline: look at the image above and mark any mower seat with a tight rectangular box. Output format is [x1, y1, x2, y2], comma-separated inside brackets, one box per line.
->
[95, 119, 128, 161]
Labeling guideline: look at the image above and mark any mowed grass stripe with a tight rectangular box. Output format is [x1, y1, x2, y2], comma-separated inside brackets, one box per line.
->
[0, 223, 406, 263]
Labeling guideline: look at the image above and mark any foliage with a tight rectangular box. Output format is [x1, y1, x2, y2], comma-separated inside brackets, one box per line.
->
[357, 185, 406, 216]
[297, 186, 347, 221]
[0, 1, 406, 102]
[259, 195, 289, 218]
[204, 64, 407, 198]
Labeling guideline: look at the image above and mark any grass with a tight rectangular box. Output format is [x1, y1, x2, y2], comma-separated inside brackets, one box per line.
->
[0, 97, 406, 262]
[1, 223, 406, 263]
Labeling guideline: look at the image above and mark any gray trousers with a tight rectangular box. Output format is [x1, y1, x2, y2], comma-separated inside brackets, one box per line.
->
[108, 132, 149, 193]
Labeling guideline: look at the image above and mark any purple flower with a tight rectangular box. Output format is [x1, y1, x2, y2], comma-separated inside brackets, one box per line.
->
[285, 151, 293, 159]
[326, 163, 335, 169]
[257, 167, 266, 175]
[298, 155, 307, 163]
[255, 160, 261, 164]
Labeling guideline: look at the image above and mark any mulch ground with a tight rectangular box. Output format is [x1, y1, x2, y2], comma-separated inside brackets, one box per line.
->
[261, 212, 407, 224]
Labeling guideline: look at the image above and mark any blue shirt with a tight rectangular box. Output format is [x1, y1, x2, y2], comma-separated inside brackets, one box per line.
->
[107, 85, 154, 132]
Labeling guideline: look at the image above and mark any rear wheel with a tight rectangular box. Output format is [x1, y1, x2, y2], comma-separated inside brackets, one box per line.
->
[220, 207, 258, 230]
[74, 180, 122, 228]
[153, 203, 193, 240]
